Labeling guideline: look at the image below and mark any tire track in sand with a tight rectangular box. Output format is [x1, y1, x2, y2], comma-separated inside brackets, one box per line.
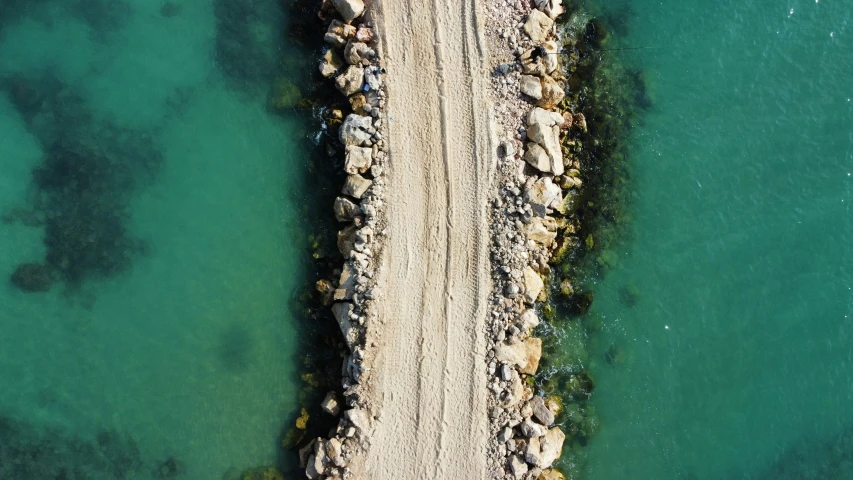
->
[363, 0, 495, 477]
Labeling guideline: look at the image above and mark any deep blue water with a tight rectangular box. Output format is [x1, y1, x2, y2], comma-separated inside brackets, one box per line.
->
[571, 0, 853, 478]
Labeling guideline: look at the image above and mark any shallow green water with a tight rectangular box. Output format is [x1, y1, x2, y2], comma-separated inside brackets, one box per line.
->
[575, 0, 853, 478]
[0, 1, 315, 478]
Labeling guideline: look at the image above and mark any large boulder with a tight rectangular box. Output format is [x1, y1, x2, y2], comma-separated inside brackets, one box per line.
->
[339, 114, 373, 146]
[525, 177, 563, 217]
[520, 41, 559, 77]
[332, 302, 358, 350]
[332, 0, 365, 23]
[345, 41, 374, 65]
[527, 108, 564, 175]
[324, 19, 356, 47]
[342, 174, 372, 199]
[523, 267, 545, 305]
[495, 337, 542, 375]
[344, 145, 372, 174]
[518, 309, 540, 334]
[334, 262, 357, 301]
[335, 64, 365, 96]
[530, 396, 555, 426]
[523, 142, 549, 172]
[520, 75, 543, 100]
[537, 75, 565, 110]
[524, 9, 553, 43]
[525, 216, 557, 247]
[539, 427, 566, 469]
[334, 196, 358, 221]
[319, 48, 345, 78]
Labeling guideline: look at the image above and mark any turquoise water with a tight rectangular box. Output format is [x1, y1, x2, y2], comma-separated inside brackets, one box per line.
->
[0, 1, 314, 478]
[577, 0, 853, 478]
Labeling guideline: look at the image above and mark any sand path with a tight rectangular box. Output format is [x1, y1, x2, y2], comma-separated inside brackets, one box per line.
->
[361, 0, 496, 477]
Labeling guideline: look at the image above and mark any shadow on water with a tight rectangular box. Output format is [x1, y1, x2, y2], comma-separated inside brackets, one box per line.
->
[746, 423, 853, 480]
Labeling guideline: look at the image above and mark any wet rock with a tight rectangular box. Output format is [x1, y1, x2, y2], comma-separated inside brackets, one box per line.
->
[334, 64, 364, 96]
[319, 48, 345, 77]
[342, 174, 372, 199]
[523, 266, 544, 304]
[523, 9, 553, 43]
[332, 302, 358, 350]
[332, 0, 365, 23]
[495, 337, 542, 376]
[10, 263, 53, 292]
[520, 75, 543, 100]
[344, 145, 372, 174]
[530, 396, 554, 426]
[339, 114, 373, 146]
[334, 196, 358, 222]
[539, 427, 566, 469]
[321, 391, 341, 416]
[537, 75, 565, 110]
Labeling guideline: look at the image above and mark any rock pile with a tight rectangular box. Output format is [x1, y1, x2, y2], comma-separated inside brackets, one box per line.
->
[482, 0, 588, 478]
[304, 0, 387, 478]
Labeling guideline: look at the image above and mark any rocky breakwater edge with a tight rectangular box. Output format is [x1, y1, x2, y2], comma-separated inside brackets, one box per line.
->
[482, 0, 590, 479]
[297, 0, 388, 478]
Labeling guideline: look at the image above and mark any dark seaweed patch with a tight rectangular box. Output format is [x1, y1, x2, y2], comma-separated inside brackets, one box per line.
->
[213, 0, 285, 93]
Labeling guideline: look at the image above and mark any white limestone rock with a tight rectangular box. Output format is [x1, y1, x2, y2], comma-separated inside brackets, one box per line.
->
[523, 9, 553, 43]
[344, 145, 372, 174]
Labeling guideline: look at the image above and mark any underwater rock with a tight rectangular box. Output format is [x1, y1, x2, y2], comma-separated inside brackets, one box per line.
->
[237, 466, 285, 480]
[10, 263, 54, 292]
[155, 456, 184, 478]
[160, 2, 182, 17]
[524, 9, 553, 43]
[342, 174, 372, 199]
[538, 469, 566, 480]
[267, 77, 301, 111]
[332, 0, 365, 23]
[213, 0, 282, 90]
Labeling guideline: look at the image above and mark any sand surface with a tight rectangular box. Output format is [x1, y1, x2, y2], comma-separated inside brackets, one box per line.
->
[362, 0, 496, 477]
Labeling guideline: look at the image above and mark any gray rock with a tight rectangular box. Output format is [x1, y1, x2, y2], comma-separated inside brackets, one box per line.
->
[305, 454, 320, 479]
[339, 114, 373, 146]
[523, 266, 544, 305]
[344, 41, 374, 65]
[344, 145, 372, 174]
[519, 418, 547, 438]
[332, 302, 358, 350]
[321, 391, 341, 416]
[325, 20, 356, 47]
[500, 364, 513, 381]
[498, 427, 514, 443]
[525, 436, 543, 467]
[338, 224, 358, 256]
[523, 142, 550, 172]
[509, 455, 528, 477]
[525, 177, 562, 217]
[332, 0, 365, 23]
[334, 262, 357, 301]
[364, 66, 382, 91]
[523, 9, 553, 43]
[335, 64, 365, 96]
[342, 174, 372, 199]
[530, 396, 555, 426]
[539, 427, 566, 469]
[534, 0, 564, 19]
[345, 408, 371, 431]
[334, 196, 358, 222]
[519, 75, 543, 100]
